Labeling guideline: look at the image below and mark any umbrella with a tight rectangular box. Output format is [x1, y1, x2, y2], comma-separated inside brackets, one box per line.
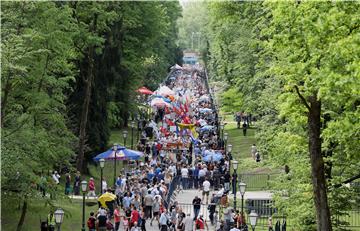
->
[150, 98, 170, 108]
[93, 146, 143, 161]
[136, 87, 153, 95]
[98, 192, 117, 208]
[156, 86, 175, 96]
[200, 125, 215, 132]
[203, 153, 223, 162]
[199, 108, 213, 113]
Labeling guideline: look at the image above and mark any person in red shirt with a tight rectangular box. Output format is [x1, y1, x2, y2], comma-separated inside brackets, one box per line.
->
[114, 206, 122, 231]
[130, 204, 140, 228]
[195, 215, 208, 230]
[87, 178, 96, 197]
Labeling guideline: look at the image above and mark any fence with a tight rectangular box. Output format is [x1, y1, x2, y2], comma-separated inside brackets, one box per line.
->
[335, 210, 360, 228]
[238, 173, 280, 191]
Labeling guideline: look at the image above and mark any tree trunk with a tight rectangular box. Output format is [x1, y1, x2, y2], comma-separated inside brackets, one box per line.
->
[308, 96, 332, 231]
[76, 50, 94, 173]
[16, 199, 27, 231]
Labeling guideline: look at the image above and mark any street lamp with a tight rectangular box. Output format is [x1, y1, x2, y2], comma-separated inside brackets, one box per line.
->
[81, 181, 88, 231]
[54, 208, 64, 231]
[249, 210, 258, 231]
[239, 182, 247, 220]
[99, 158, 105, 195]
[232, 160, 239, 210]
[220, 123, 225, 141]
[224, 132, 228, 151]
[113, 143, 118, 188]
[136, 115, 140, 142]
[131, 120, 135, 149]
[123, 130, 128, 147]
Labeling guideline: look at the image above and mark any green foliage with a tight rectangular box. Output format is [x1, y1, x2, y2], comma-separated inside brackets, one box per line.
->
[205, 1, 360, 230]
[1, 1, 77, 198]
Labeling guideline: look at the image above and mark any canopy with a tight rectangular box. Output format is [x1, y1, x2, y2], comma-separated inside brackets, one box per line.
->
[136, 87, 153, 95]
[93, 146, 143, 161]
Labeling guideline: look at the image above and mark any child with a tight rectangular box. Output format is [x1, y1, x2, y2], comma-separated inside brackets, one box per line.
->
[86, 212, 96, 231]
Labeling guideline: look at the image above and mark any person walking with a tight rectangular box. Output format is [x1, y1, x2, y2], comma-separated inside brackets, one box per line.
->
[73, 171, 81, 195]
[144, 191, 154, 219]
[87, 178, 96, 197]
[159, 209, 169, 231]
[242, 123, 247, 136]
[202, 178, 211, 204]
[65, 173, 71, 195]
[181, 165, 189, 190]
[114, 206, 121, 231]
[183, 213, 193, 231]
[195, 215, 208, 231]
[47, 210, 56, 231]
[192, 196, 202, 220]
[87, 212, 96, 231]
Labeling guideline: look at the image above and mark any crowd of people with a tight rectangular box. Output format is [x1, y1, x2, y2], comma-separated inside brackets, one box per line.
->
[43, 65, 257, 231]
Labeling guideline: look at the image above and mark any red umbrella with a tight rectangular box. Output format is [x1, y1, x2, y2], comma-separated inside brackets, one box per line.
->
[136, 87, 153, 95]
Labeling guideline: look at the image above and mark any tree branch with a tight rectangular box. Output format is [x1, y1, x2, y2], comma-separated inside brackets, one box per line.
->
[333, 173, 360, 188]
[294, 85, 311, 111]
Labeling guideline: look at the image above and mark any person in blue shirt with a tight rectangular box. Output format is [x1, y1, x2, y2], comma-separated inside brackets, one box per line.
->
[193, 166, 199, 189]
[122, 192, 133, 209]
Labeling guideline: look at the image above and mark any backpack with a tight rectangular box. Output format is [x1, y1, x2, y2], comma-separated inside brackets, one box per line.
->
[87, 217, 95, 228]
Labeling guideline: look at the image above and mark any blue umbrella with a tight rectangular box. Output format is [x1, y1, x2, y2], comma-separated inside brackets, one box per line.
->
[93, 146, 143, 161]
[203, 153, 223, 162]
[199, 108, 213, 113]
[200, 125, 215, 132]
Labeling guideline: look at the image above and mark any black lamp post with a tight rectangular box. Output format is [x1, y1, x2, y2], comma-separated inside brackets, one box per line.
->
[239, 181, 247, 221]
[99, 158, 105, 195]
[123, 130, 128, 147]
[249, 210, 258, 231]
[54, 208, 64, 231]
[232, 160, 239, 210]
[113, 143, 118, 188]
[224, 132, 228, 151]
[81, 180, 88, 231]
[136, 115, 140, 142]
[220, 123, 225, 141]
[131, 121, 135, 149]
[228, 144, 233, 173]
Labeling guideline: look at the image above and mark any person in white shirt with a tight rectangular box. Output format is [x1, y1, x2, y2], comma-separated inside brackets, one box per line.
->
[202, 179, 211, 204]
[52, 171, 60, 184]
[102, 179, 107, 193]
[198, 168, 206, 185]
[181, 165, 189, 189]
[183, 213, 193, 231]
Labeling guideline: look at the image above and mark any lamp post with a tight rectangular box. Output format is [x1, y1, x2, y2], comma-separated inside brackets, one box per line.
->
[136, 115, 140, 142]
[232, 160, 239, 210]
[81, 181, 88, 231]
[239, 182, 247, 220]
[227, 144, 233, 159]
[220, 123, 225, 142]
[131, 120, 135, 149]
[123, 130, 128, 147]
[249, 210, 258, 231]
[224, 132, 228, 151]
[99, 158, 105, 195]
[113, 143, 118, 188]
[54, 208, 64, 231]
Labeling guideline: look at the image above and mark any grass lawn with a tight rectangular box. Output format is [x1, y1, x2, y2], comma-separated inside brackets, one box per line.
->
[1, 193, 98, 231]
